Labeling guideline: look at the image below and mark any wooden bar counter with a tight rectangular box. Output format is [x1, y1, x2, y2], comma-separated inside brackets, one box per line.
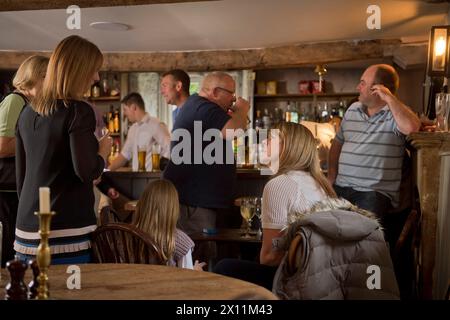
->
[104, 167, 271, 200]
[0, 263, 277, 300]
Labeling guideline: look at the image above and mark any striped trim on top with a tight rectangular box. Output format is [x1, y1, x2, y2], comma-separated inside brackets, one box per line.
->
[15, 224, 97, 240]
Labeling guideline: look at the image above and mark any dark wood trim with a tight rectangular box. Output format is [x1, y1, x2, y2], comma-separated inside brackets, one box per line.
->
[0, 39, 402, 71]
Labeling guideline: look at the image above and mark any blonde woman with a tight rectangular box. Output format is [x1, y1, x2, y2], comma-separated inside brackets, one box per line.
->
[14, 35, 112, 264]
[0, 55, 48, 266]
[214, 122, 335, 289]
[134, 179, 206, 270]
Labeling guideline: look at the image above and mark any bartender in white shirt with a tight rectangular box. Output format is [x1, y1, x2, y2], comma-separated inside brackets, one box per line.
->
[108, 92, 170, 171]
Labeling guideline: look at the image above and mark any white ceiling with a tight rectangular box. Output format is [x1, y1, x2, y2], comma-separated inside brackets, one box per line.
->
[0, 0, 449, 52]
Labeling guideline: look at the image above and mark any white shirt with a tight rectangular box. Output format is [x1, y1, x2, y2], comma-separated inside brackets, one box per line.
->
[261, 170, 328, 230]
[121, 113, 171, 171]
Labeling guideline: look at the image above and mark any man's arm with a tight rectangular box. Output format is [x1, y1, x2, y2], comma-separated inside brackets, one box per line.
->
[327, 139, 343, 185]
[371, 84, 421, 135]
[108, 153, 128, 171]
[0, 136, 15, 158]
[221, 97, 250, 139]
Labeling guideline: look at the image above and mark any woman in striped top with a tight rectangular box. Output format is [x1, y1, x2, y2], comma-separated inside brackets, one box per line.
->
[133, 179, 206, 270]
[214, 122, 336, 289]
[14, 35, 112, 264]
[260, 122, 336, 266]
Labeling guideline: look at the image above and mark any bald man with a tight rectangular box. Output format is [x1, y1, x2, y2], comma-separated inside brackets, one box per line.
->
[327, 64, 420, 244]
[163, 72, 250, 260]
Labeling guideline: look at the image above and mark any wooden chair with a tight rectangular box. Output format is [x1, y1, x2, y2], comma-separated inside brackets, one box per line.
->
[91, 223, 165, 265]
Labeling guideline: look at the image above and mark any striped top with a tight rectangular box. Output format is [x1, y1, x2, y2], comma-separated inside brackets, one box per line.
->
[335, 102, 405, 207]
[261, 171, 328, 230]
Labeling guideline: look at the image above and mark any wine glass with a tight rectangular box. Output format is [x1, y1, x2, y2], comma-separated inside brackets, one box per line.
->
[240, 197, 257, 238]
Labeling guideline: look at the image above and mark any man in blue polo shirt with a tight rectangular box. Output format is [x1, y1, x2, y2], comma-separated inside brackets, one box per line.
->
[328, 64, 420, 239]
[163, 71, 250, 261]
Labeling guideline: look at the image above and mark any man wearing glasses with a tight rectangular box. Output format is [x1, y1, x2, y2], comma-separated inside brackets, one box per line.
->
[163, 71, 250, 262]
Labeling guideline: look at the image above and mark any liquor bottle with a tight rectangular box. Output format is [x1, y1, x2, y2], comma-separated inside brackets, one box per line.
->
[290, 102, 299, 124]
[273, 107, 281, 125]
[101, 77, 109, 96]
[262, 108, 271, 129]
[108, 105, 115, 133]
[285, 101, 292, 123]
[255, 110, 263, 131]
[113, 109, 120, 133]
[338, 101, 346, 118]
[111, 75, 120, 97]
[92, 82, 100, 98]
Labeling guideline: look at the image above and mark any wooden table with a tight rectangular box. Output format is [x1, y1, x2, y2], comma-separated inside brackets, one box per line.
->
[0, 263, 277, 300]
[190, 228, 262, 244]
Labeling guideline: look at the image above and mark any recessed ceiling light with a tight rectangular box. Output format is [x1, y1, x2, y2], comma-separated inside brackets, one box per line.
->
[89, 22, 131, 31]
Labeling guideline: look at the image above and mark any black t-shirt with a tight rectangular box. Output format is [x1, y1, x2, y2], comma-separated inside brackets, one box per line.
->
[163, 94, 236, 208]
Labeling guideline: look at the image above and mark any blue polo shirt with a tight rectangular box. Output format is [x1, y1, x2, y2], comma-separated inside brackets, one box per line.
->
[163, 94, 236, 208]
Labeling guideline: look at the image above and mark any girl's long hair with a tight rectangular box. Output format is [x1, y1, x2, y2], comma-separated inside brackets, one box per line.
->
[33, 35, 103, 115]
[133, 179, 179, 262]
[272, 122, 336, 197]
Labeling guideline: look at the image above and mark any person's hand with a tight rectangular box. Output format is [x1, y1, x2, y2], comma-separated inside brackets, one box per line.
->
[98, 133, 112, 162]
[193, 260, 207, 271]
[370, 84, 395, 103]
[107, 188, 120, 199]
[93, 176, 102, 186]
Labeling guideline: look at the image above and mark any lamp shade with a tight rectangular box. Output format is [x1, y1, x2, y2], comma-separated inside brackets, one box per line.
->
[427, 26, 450, 77]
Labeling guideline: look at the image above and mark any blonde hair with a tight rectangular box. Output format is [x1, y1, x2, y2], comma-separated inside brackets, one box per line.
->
[133, 180, 179, 263]
[33, 35, 103, 116]
[12, 55, 49, 93]
[272, 122, 336, 197]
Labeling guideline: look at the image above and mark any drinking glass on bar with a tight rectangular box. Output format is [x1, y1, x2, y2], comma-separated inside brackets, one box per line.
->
[137, 145, 147, 172]
[435, 93, 450, 132]
[152, 144, 161, 172]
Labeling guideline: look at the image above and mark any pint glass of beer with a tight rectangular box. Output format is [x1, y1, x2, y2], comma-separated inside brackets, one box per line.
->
[152, 144, 161, 172]
[138, 146, 147, 171]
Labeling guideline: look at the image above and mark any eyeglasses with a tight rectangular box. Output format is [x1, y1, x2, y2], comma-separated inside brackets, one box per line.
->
[215, 87, 236, 97]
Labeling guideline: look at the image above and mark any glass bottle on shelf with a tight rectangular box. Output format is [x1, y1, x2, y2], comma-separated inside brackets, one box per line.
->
[108, 105, 115, 133]
[111, 75, 120, 97]
[338, 101, 346, 118]
[273, 107, 281, 126]
[290, 102, 299, 124]
[285, 101, 292, 123]
[101, 77, 110, 96]
[113, 109, 120, 133]
[320, 102, 330, 122]
[262, 108, 272, 129]
[92, 82, 100, 98]
[255, 110, 263, 131]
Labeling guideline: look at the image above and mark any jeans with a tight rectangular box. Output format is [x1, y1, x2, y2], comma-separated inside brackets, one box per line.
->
[333, 185, 391, 220]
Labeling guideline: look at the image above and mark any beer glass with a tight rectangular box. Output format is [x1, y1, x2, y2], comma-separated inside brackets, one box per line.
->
[137, 145, 147, 171]
[152, 144, 161, 172]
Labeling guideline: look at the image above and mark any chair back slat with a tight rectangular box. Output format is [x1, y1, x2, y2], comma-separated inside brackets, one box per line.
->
[92, 223, 164, 265]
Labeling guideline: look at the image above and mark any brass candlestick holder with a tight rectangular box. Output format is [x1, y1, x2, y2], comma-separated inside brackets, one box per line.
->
[34, 211, 55, 300]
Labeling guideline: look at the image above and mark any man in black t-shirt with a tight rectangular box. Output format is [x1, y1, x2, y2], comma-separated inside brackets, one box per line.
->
[163, 72, 250, 260]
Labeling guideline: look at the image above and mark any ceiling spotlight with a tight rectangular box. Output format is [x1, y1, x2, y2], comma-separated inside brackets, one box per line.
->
[89, 22, 131, 31]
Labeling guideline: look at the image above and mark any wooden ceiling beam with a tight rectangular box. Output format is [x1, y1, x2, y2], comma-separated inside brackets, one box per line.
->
[0, 39, 405, 72]
[0, 0, 217, 12]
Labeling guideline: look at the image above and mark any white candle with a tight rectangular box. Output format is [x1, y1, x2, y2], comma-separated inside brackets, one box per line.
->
[39, 187, 51, 213]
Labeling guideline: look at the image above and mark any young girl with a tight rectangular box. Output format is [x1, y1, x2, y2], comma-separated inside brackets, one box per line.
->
[133, 179, 206, 270]
[14, 35, 112, 264]
[214, 122, 336, 289]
